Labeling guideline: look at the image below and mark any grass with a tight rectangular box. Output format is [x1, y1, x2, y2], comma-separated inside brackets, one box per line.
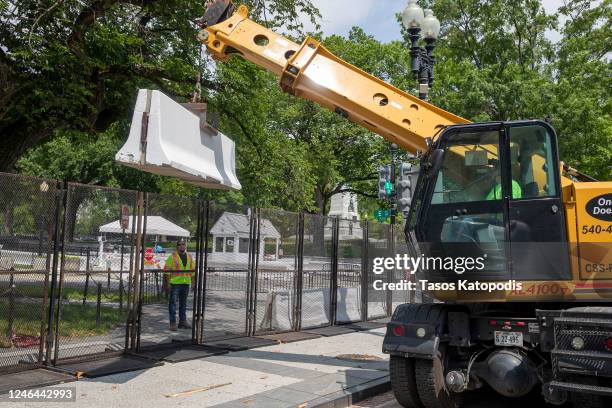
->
[0, 300, 125, 347]
[1, 283, 164, 305]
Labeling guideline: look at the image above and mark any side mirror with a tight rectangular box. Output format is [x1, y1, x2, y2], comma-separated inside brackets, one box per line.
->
[426, 149, 445, 179]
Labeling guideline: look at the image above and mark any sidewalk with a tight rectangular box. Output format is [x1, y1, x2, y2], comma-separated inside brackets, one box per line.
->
[8, 328, 389, 408]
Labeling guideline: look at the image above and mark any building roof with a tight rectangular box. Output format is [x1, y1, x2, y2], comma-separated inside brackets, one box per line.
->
[210, 212, 281, 239]
[99, 216, 190, 237]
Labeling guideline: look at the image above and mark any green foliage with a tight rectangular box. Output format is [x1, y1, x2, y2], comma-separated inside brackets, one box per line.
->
[411, 0, 610, 179]
[8, 0, 611, 216]
[0, 0, 320, 171]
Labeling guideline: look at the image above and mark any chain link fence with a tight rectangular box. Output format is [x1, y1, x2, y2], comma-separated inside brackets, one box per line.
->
[137, 193, 201, 348]
[202, 202, 253, 340]
[0, 172, 410, 372]
[52, 184, 137, 363]
[254, 208, 300, 335]
[300, 214, 334, 329]
[335, 218, 365, 324]
[0, 174, 58, 372]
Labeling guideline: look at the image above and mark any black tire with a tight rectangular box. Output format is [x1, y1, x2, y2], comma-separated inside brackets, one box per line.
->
[415, 347, 462, 408]
[390, 355, 423, 408]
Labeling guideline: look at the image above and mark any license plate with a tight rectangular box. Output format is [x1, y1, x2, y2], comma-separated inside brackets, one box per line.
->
[494, 331, 523, 346]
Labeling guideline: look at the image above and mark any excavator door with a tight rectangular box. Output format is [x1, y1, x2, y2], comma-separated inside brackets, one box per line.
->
[410, 120, 570, 281]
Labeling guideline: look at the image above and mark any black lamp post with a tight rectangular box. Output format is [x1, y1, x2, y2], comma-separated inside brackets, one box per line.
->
[402, 1, 441, 101]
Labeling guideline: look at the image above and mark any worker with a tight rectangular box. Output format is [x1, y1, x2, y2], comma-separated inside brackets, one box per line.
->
[486, 177, 522, 200]
[163, 239, 194, 331]
[486, 161, 522, 200]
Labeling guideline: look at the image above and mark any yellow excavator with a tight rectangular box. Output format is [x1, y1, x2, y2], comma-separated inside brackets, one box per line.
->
[170, 1, 612, 406]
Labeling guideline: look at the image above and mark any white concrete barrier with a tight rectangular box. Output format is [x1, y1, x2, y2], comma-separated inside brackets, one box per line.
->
[116, 90, 241, 190]
[259, 286, 369, 330]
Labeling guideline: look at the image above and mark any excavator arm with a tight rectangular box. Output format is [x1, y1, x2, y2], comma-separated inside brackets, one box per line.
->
[199, 1, 469, 155]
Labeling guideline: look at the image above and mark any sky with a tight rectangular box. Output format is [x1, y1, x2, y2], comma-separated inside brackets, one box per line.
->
[296, 0, 567, 43]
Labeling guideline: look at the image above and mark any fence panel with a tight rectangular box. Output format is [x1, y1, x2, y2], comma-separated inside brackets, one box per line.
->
[300, 214, 333, 329]
[53, 184, 137, 362]
[254, 209, 299, 335]
[366, 221, 392, 320]
[335, 218, 364, 324]
[0, 174, 58, 372]
[137, 193, 201, 348]
[202, 202, 253, 340]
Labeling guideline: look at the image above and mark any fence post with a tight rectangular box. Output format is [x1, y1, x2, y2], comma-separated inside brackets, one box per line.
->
[119, 227, 126, 312]
[361, 220, 369, 322]
[83, 249, 90, 305]
[191, 199, 203, 343]
[197, 201, 210, 343]
[51, 182, 69, 365]
[330, 217, 339, 326]
[95, 283, 102, 328]
[126, 191, 144, 351]
[294, 213, 304, 331]
[7, 272, 14, 341]
[135, 193, 148, 351]
[247, 208, 261, 336]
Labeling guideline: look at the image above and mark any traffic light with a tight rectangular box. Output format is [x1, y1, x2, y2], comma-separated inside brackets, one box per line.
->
[397, 162, 420, 214]
[378, 165, 392, 200]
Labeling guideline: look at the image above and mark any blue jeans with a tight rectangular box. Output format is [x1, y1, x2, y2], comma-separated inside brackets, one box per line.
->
[168, 284, 189, 324]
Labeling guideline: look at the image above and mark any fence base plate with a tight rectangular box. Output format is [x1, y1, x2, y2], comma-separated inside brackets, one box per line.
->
[56, 355, 161, 378]
[134, 344, 228, 363]
[255, 331, 322, 344]
[204, 336, 278, 351]
[340, 322, 387, 331]
[0, 368, 75, 394]
[303, 325, 357, 337]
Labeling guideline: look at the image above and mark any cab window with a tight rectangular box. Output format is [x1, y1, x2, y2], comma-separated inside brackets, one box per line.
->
[508, 125, 557, 199]
[432, 131, 501, 204]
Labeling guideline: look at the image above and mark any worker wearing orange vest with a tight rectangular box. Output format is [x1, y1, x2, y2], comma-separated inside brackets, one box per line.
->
[163, 239, 194, 331]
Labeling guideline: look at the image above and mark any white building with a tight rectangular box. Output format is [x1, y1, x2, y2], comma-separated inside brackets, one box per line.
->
[209, 212, 281, 261]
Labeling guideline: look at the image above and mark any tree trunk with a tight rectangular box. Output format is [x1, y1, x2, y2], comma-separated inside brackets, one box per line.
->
[3, 206, 13, 235]
[0, 123, 52, 172]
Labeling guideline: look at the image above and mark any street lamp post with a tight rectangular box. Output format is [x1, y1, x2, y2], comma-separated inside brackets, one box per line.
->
[402, 1, 440, 101]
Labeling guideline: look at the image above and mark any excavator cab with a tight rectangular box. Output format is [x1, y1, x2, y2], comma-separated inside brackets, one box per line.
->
[407, 120, 571, 282]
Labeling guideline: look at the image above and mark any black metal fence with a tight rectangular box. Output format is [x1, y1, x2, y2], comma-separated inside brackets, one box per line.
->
[0, 172, 411, 373]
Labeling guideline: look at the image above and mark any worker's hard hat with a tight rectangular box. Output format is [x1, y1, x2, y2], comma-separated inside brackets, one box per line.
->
[176, 239, 187, 246]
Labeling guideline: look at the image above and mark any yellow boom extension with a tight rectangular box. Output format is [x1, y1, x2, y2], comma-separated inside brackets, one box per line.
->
[200, 4, 469, 155]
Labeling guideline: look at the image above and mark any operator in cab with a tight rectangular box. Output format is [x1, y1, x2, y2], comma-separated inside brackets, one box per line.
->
[486, 161, 522, 200]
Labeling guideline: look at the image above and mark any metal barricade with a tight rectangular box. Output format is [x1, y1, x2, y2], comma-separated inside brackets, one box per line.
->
[52, 184, 136, 363]
[299, 214, 334, 329]
[335, 218, 365, 324]
[136, 193, 202, 348]
[202, 202, 253, 340]
[0, 173, 58, 372]
[254, 208, 299, 335]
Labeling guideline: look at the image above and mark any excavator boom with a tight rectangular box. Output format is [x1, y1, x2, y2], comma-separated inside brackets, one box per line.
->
[200, 2, 469, 155]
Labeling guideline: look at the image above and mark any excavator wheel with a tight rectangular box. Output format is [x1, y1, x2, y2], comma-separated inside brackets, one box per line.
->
[414, 345, 463, 408]
[390, 355, 423, 407]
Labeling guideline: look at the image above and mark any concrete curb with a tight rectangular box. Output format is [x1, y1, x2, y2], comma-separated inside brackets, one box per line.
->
[308, 376, 391, 408]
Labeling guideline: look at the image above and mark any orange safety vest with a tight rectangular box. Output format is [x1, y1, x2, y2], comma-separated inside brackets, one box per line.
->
[164, 252, 194, 285]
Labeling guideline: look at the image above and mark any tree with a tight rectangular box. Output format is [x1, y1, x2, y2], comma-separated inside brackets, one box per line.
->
[406, 0, 610, 179]
[0, 0, 319, 172]
[553, 0, 611, 179]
